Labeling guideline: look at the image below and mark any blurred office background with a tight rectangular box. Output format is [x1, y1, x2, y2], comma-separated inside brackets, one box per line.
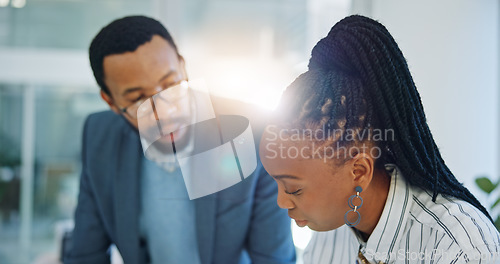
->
[0, 0, 498, 263]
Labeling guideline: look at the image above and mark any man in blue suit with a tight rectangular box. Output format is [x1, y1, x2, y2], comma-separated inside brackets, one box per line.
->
[64, 16, 295, 264]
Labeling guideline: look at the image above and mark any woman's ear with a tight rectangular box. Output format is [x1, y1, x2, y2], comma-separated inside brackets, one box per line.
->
[178, 55, 188, 81]
[350, 152, 375, 189]
[100, 90, 121, 115]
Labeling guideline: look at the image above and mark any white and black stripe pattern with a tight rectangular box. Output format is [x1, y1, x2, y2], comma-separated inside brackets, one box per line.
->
[303, 165, 500, 264]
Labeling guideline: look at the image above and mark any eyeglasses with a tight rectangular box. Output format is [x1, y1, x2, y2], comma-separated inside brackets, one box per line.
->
[119, 80, 190, 119]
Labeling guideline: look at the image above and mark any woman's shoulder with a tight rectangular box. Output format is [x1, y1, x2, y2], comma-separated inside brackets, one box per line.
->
[408, 186, 500, 253]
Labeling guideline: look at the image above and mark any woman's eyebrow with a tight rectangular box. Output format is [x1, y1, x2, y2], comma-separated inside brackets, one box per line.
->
[272, 174, 300, 180]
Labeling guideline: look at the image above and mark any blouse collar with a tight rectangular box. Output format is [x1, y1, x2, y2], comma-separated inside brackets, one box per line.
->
[352, 164, 413, 263]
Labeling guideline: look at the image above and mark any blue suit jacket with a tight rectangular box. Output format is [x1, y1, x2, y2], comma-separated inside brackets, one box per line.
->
[64, 110, 295, 264]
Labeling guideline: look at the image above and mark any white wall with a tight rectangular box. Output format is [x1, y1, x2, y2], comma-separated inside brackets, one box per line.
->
[0, 48, 94, 87]
[368, 0, 499, 202]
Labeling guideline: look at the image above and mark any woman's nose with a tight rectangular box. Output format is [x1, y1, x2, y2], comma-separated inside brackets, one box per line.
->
[276, 189, 295, 210]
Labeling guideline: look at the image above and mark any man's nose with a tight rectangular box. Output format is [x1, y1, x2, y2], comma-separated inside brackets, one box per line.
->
[276, 189, 295, 210]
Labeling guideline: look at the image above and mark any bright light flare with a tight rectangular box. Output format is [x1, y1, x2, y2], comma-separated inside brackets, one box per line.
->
[200, 57, 292, 111]
[11, 0, 25, 8]
[0, 0, 9, 7]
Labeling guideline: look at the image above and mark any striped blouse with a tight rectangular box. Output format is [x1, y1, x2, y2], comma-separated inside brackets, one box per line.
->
[303, 164, 500, 264]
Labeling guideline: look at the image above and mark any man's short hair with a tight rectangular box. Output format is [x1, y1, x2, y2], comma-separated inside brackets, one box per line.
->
[89, 15, 179, 95]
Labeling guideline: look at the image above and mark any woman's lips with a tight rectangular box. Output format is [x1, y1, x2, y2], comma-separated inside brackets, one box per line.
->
[290, 215, 308, 227]
[294, 219, 308, 227]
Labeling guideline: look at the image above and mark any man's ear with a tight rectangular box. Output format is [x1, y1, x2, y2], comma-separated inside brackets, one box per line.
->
[100, 90, 121, 115]
[350, 152, 375, 189]
[178, 55, 188, 81]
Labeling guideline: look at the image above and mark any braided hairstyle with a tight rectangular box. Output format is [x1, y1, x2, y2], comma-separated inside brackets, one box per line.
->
[277, 15, 493, 222]
[89, 15, 179, 95]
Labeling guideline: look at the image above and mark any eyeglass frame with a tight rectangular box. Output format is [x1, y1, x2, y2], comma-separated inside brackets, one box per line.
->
[116, 79, 189, 119]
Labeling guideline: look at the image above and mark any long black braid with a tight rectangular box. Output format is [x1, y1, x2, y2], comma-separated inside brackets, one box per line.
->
[278, 15, 493, 222]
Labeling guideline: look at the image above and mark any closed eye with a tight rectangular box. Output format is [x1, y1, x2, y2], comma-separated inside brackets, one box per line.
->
[285, 189, 302, 195]
[132, 95, 145, 103]
[163, 82, 177, 90]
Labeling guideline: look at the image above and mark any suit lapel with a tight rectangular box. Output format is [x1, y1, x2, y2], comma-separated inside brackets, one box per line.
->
[114, 124, 142, 264]
[110, 91, 219, 264]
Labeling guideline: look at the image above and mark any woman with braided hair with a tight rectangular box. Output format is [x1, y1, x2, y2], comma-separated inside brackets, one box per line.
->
[259, 15, 500, 263]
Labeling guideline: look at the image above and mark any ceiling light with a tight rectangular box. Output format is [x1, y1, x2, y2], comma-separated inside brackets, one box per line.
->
[11, 0, 25, 8]
[0, 0, 9, 8]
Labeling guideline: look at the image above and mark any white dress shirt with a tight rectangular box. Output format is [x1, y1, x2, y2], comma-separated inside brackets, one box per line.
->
[303, 164, 500, 264]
